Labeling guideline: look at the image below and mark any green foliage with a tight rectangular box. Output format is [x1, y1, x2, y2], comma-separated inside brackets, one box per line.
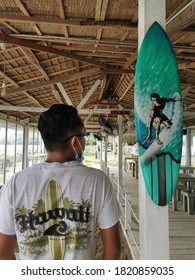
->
[124, 135, 137, 146]
[85, 134, 96, 146]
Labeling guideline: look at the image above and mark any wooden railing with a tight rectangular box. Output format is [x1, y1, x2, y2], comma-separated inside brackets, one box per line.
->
[101, 161, 140, 259]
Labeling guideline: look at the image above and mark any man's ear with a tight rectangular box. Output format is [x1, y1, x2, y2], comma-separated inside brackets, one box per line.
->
[71, 136, 77, 148]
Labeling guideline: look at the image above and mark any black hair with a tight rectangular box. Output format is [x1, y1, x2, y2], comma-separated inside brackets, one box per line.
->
[38, 104, 84, 151]
[150, 93, 160, 101]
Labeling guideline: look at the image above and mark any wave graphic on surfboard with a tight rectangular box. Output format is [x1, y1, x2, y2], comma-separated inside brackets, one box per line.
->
[139, 92, 182, 163]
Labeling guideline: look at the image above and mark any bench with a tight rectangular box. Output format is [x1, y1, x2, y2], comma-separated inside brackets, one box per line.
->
[181, 190, 195, 214]
[172, 183, 187, 211]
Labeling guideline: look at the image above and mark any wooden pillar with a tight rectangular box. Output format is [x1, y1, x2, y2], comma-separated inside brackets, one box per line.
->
[118, 115, 123, 189]
[3, 119, 8, 184]
[138, 0, 169, 259]
[104, 133, 108, 171]
[100, 140, 103, 162]
[22, 124, 29, 169]
[186, 128, 191, 166]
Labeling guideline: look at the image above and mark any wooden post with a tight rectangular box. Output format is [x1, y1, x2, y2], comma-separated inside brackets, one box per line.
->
[118, 115, 123, 193]
[100, 140, 103, 162]
[22, 124, 29, 169]
[104, 133, 108, 172]
[186, 128, 191, 166]
[138, 0, 169, 259]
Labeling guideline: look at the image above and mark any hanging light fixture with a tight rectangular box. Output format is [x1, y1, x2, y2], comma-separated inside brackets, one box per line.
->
[1, 81, 6, 96]
[0, 42, 6, 97]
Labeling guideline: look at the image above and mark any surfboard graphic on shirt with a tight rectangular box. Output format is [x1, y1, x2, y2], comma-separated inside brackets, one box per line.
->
[44, 179, 66, 260]
[14, 178, 93, 258]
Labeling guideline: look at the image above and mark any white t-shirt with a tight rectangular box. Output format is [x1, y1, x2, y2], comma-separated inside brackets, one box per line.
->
[0, 161, 120, 260]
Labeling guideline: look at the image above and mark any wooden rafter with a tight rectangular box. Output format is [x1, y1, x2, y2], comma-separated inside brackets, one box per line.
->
[77, 73, 106, 109]
[0, 105, 132, 115]
[178, 61, 195, 70]
[7, 33, 195, 53]
[98, 75, 107, 100]
[0, 0, 194, 130]
[5, 68, 101, 95]
[166, 1, 195, 34]
[14, 0, 64, 103]
[0, 14, 137, 31]
[14, 0, 42, 36]
[119, 77, 134, 101]
[114, 51, 137, 99]
[95, 0, 109, 46]
[57, 0, 70, 44]
[75, 61, 83, 102]
[0, 33, 132, 74]
[20, 47, 63, 102]
[0, 2, 46, 113]
[8, 33, 137, 47]
[0, 68, 42, 107]
[52, 43, 133, 54]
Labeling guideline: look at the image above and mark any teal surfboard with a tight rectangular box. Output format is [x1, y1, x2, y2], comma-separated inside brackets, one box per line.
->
[134, 22, 183, 206]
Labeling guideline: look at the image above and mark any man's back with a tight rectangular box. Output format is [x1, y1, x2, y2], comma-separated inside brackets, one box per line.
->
[0, 161, 120, 260]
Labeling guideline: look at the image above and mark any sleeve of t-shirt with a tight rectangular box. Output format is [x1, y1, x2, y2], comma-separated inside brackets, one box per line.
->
[97, 175, 121, 229]
[0, 177, 16, 235]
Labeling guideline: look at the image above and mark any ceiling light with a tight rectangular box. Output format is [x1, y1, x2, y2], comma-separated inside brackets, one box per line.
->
[1, 81, 6, 96]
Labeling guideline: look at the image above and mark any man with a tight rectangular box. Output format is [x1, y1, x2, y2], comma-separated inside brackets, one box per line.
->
[146, 93, 174, 145]
[0, 104, 121, 260]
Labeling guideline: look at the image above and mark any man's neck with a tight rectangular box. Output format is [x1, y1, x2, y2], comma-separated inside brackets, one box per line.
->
[46, 151, 74, 163]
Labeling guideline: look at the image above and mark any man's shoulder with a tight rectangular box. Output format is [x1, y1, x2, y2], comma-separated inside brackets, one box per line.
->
[14, 163, 43, 177]
[80, 165, 104, 175]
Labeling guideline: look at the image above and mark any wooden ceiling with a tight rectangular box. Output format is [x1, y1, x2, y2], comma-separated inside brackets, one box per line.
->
[0, 0, 195, 134]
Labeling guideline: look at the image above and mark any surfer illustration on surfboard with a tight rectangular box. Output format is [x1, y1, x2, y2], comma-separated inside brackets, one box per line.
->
[146, 93, 181, 145]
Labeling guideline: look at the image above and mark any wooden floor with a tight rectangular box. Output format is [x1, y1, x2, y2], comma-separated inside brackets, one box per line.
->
[109, 165, 195, 260]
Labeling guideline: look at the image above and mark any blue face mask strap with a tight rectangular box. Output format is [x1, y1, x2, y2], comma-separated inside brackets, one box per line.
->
[73, 137, 84, 163]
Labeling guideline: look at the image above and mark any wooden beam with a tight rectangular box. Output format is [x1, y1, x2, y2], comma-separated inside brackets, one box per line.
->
[84, 105, 98, 125]
[0, 97, 33, 119]
[7, 33, 195, 53]
[6, 68, 101, 95]
[0, 33, 132, 74]
[0, 1, 48, 107]
[20, 47, 63, 103]
[21, 47, 49, 80]
[0, 69, 42, 107]
[98, 74, 107, 100]
[52, 43, 132, 55]
[14, 0, 42, 36]
[51, 87, 64, 103]
[118, 104, 132, 123]
[178, 61, 195, 70]
[166, 1, 195, 34]
[182, 85, 192, 100]
[0, 105, 132, 114]
[183, 111, 195, 117]
[9, 33, 137, 47]
[0, 19, 19, 33]
[0, 14, 137, 31]
[56, 82, 73, 106]
[77, 74, 106, 109]
[95, 0, 109, 46]
[114, 51, 137, 97]
[57, 0, 70, 43]
[75, 61, 83, 101]
[119, 77, 134, 101]
[95, 0, 103, 21]
[124, 51, 138, 68]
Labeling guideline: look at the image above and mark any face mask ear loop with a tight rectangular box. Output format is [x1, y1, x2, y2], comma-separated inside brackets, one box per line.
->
[73, 146, 79, 157]
[72, 137, 83, 157]
[77, 137, 83, 153]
